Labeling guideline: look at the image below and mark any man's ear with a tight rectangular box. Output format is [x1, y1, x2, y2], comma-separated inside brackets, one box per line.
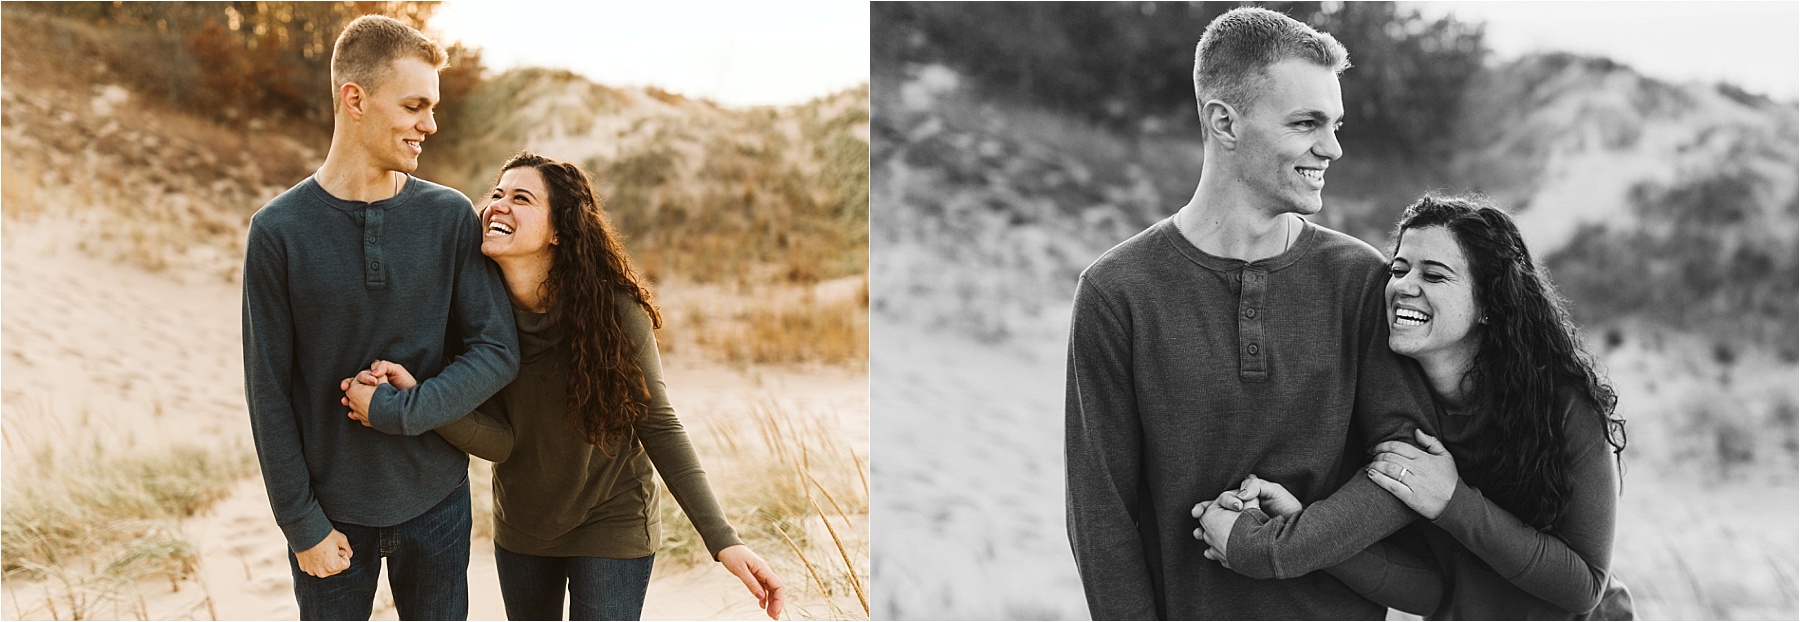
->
[340, 82, 367, 119]
[1201, 99, 1239, 149]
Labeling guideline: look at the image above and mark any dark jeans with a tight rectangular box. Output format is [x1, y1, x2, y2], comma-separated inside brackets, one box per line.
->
[493, 543, 655, 621]
[287, 479, 471, 620]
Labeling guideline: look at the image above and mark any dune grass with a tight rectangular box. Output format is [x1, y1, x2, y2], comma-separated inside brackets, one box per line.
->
[674, 278, 869, 369]
[654, 398, 869, 620]
[1, 442, 254, 620]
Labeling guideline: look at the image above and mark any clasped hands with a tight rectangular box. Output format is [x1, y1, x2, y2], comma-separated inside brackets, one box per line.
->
[1189, 430, 1458, 569]
[339, 359, 417, 427]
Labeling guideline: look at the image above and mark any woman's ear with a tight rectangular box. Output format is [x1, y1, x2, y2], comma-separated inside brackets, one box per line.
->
[1201, 99, 1239, 149]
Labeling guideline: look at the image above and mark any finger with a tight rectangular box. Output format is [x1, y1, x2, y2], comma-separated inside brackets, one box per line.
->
[729, 563, 764, 601]
[1192, 526, 1205, 541]
[1376, 441, 1425, 460]
[1367, 467, 1410, 497]
[1375, 451, 1413, 466]
[1191, 502, 1207, 519]
[766, 583, 786, 619]
[1415, 429, 1449, 455]
[1202, 547, 1220, 562]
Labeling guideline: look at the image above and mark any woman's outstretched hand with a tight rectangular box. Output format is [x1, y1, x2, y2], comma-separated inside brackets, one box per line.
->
[717, 544, 785, 620]
[1367, 429, 1458, 520]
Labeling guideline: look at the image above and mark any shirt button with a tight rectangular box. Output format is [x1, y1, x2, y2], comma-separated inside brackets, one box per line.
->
[368, 236, 377, 244]
[371, 261, 382, 271]
[1247, 343, 1260, 356]
[1244, 307, 1257, 319]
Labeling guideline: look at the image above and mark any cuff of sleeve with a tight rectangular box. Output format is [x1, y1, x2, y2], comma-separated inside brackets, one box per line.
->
[1431, 478, 1483, 534]
[367, 384, 406, 435]
[1226, 507, 1277, 579]
[703, 531, 747, 561]
[282, 507, 336, 554]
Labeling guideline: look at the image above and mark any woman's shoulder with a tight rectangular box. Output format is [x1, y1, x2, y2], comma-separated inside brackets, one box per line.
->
[596, 288, 658, 337]
[1556, 385, 1618, 460]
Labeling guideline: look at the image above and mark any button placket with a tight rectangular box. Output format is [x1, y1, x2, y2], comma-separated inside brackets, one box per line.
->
[1238, 268, 1268, 382]
[363, 208, 387, 290]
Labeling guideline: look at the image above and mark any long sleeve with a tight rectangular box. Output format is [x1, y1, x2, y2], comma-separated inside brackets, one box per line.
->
[624, 302, 744, 560]
[1226, 270, 1438, 579]
[1431, 398, 1619, 614]
[241, 223, 334, 553]
[1323, 523, 1444, 615]
[366, 222, 520, 436]
[1064, 277, 1158, 620]
[436, 397, 515, 463]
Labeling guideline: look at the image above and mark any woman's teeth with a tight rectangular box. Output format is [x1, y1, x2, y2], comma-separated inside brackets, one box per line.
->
[1395, 308, 1430, 326]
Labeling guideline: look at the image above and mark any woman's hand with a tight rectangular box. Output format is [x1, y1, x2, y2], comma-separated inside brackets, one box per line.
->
[1367, 429, 1457, 520]
[717, 544, 785, 620]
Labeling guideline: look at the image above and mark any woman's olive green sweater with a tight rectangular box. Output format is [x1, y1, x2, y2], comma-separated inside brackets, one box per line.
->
[437, 300, 742, 559]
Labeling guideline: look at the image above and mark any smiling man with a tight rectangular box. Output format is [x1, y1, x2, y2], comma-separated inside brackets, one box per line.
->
[240, 14, 519, 620]
[1064, 7, 1438, 619]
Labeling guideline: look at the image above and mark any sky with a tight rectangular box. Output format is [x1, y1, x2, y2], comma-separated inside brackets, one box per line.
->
[1409, 1, 1800, 102]
[430, 1, 870, 108]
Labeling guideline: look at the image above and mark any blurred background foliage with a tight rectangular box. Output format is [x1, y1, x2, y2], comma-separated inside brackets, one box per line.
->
[2, 1, 866, 287]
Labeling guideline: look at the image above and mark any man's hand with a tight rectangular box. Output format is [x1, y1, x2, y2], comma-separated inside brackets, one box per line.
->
[1191, 490, 1246, 568]
[1234, 474, 1304, 517]
[717, 544, 786, 620]
[295, 529, 353, 578]
[340, 374, 382, 427]
[340, 360, 417, 427]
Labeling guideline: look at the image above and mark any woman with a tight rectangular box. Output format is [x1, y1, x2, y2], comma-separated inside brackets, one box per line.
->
[349, 152, 784, 620]
[1202, 194, 1631, 619]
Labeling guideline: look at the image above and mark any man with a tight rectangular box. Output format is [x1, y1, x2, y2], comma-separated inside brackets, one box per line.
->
[1064, 7, 1438, 619]
[241, 15, 519, 620]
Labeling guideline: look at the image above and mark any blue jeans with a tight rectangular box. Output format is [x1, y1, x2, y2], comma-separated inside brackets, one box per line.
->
[493, 543, 655, 621]
[287, 479, 471, 620]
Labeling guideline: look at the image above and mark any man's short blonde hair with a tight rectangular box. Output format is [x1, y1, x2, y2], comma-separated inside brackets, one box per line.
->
[330, 15, 447, 106]
[1192, 7, 1350, 116]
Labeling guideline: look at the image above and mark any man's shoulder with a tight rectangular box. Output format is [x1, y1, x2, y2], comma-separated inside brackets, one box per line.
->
[1079, 219, 1174, 289]
[1299, 222, 1391, 283]
[1306, 222, 1387, 265]
[409, 177, 475, 209]
[249, 178, 321, 232]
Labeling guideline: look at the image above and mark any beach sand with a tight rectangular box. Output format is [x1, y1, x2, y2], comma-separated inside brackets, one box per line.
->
[1, 214, 867, 621]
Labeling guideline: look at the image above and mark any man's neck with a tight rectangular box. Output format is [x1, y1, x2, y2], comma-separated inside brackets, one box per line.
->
[1176, 175, 1300, 262]
[316, 138, 404, 203]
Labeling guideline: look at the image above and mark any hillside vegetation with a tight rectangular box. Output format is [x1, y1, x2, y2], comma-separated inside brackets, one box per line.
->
[2, 3, 869, 289]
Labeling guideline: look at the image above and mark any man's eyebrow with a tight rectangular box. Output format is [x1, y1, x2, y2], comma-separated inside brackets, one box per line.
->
[1290, 109, 1338, 123]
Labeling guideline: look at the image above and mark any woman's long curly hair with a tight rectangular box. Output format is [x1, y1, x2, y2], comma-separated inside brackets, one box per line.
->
[1392, 194, 1626, 531]
[497, 151, 661, 453]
